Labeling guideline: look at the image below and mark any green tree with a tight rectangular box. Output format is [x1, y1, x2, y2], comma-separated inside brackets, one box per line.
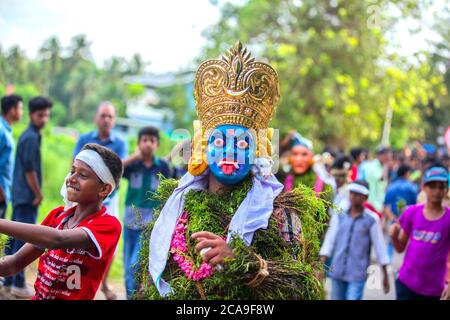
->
[38, 36, 62, 96]
[201, 0, 445, 149]
[426, 4, 450, 143]
[4, 46, 27, 84]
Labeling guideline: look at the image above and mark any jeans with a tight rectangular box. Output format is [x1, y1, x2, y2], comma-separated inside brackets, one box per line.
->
[395, 279, 440, 300]
[4, 204, 38, 288]
[123, 227, 143, 299]
[331, 278, 366, 300]
[0, 201, 6, 219]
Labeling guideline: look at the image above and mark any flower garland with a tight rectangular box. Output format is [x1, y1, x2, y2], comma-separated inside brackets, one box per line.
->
[169, 211, 214, 281]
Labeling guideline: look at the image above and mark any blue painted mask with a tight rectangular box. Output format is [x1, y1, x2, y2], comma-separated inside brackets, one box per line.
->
[206, 125, 255, 185]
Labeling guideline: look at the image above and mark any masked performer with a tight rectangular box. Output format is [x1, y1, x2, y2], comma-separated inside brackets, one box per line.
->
[278, 132, 334, 205]
[137, 42, 327, 300]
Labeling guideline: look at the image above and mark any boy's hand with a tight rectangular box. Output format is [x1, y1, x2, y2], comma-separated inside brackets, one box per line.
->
[32, 194, 43, 207]
[441, 285, 450, 300]
[388, 222, 401, 238]
[317, 256, 329, 282]
[382, 273, 390, 294]
[192, 231, 234, 267]
[133, 148, 143, 161]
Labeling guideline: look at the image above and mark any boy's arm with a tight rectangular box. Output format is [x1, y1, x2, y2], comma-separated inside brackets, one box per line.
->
[0, 243, 43, 277]
[383, 205, 397, 223]
[319, 213, 339, 260]
[389, 222, 409, 253]
[369, 217, 390, 266]
[0, 219, 94, 251]
[0, 135, 6, 202]
[369, 218, 391, 294]
[122, 149, 142, 168]
[381, 264, 390, 294]
[25, 171, 43, 206]
[383, 190, 397, 222]
[21, 138, 43, 206]
[441, 284, 450, 300]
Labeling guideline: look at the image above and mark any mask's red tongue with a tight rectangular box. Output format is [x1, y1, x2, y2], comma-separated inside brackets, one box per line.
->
[222, 163, 236, 175]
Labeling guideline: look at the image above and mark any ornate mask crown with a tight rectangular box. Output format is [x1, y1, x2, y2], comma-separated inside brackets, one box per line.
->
[194, 42, 280, 133]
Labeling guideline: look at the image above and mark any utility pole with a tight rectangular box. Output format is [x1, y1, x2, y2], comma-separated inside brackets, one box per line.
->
[381, 101, 393, 147]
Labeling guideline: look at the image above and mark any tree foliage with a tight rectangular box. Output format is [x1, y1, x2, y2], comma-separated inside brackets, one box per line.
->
[200, 0, 447, 149]
[0, 34, 147, 126]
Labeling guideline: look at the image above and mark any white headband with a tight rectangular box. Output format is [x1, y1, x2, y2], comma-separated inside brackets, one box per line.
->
[75, 149, 116, 192]
[60, 149, 116, 210]
[348, 182, 369, 196]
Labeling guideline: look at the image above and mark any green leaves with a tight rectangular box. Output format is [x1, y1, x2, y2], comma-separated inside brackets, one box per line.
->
[136, 175, 328, 300]
[0, 34, 149, 126]
[201, 0, 446, 148]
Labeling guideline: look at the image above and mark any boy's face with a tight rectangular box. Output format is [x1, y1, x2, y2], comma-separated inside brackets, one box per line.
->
[67, 159, 111, 204]
[378, 151, 393, 165]
[10, 101, 23, 122]
[139, 134, 159, 157]
[333, 172, 348, 188]
[349, 191, 368, 207]
[30, 108, 51, 130]
[357, 152, 366, 164]
[424, 181, 448, 204]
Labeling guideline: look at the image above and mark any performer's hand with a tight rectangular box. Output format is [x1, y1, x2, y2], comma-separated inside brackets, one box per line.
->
[191, 231, 235, 267]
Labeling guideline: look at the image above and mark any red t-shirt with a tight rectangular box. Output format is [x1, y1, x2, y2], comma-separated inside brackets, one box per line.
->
[350, 164, 358, 182]
[32, 205, 121, 300]
[364, 202, 383, 219]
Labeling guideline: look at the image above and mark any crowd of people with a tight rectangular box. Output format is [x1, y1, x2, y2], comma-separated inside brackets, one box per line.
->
[275, 131, 449, 300]
[0, 95, 174, 299]
[0, 89, 449, 300]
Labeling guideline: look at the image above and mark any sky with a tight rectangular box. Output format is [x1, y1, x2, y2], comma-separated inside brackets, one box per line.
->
[0, 0, 222, 73]
[0, 0, 447, 74]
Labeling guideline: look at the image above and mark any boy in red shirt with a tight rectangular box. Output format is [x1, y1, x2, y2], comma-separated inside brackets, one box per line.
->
[0, 143, 123, 299]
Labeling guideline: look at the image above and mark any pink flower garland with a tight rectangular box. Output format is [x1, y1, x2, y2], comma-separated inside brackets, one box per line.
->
[169, 211, 214, 281]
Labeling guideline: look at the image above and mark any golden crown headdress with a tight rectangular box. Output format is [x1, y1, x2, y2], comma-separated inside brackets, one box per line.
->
[194, 42, 280, 134]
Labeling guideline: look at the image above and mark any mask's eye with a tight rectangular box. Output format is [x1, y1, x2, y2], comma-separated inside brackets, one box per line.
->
[237, 139, 248, 149]
[214, 138, 224, 148]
